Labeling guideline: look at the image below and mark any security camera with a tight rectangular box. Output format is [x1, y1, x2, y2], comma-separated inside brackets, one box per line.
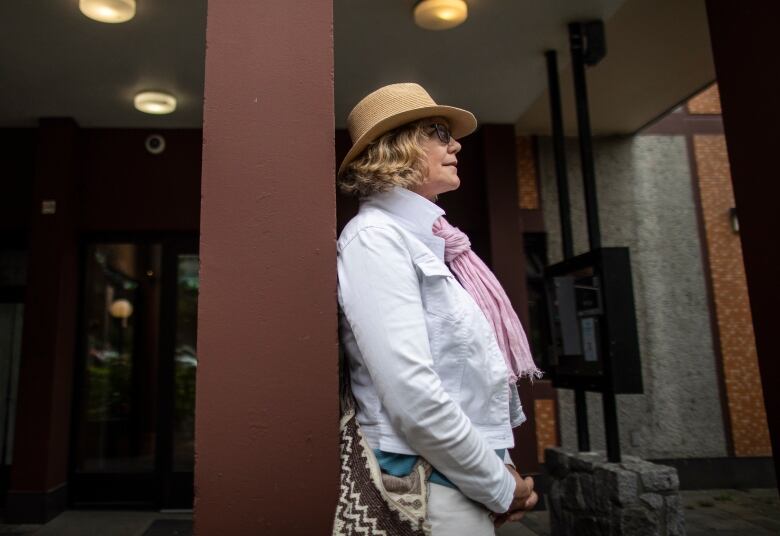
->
[145, 134, 166, 155]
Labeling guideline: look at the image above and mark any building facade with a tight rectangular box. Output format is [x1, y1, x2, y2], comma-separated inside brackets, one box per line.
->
[0, 1, 777, 534]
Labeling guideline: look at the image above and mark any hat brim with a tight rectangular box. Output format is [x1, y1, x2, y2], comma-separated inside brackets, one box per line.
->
[337, 105, 477, 177]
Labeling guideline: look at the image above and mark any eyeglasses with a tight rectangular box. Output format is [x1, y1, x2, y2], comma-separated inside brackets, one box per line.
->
[427, 123, 452, 145]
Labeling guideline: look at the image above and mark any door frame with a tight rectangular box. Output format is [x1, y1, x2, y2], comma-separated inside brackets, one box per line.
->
[0, 233, 27, 505]
[68, 231, 198, 509]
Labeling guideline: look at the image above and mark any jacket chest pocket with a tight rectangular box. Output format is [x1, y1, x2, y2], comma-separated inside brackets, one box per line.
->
[413, 254, 464, 322]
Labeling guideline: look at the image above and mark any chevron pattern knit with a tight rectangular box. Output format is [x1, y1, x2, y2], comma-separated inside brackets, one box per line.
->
[332, 396, 432, 536]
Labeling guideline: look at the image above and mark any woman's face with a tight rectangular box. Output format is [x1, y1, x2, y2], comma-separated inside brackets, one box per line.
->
[412, 118, 462, 201]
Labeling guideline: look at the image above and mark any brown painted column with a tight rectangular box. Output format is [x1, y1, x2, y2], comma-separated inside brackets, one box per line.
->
[705, 1, 780, 486]
[195, 1, 337, 534]
[481, 124, 540, 474]
[6, 118, 80, 523]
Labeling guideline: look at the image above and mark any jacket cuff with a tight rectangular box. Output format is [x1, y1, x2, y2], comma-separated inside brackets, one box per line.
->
[491, 468, 517, 513]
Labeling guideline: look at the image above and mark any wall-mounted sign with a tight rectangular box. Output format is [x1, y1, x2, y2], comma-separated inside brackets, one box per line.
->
[544, 247, 643, 394]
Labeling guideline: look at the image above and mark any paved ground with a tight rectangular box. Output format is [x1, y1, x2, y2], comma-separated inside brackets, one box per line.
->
[679, 489, 780, 536]
[0, 511, 193, 536]
[496, 488, 780, 536]
[0, 489, 775, 535]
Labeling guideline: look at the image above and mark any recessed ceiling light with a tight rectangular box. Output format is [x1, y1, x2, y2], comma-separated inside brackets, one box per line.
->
[79, 0, 136, 24]
[414, 0, 468, 31]
[134, 91, 177, 115]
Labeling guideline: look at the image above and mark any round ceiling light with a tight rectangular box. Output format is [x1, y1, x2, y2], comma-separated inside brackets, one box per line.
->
[414, 0, 468, 31]
[134, 91, 177, 115]
[79, 0, 136, 24]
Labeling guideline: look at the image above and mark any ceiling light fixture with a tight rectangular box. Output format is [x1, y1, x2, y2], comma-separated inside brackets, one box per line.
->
[79, 0, 136, 24]
[414, 0, 468, 31]
[134, 91, 177, 115]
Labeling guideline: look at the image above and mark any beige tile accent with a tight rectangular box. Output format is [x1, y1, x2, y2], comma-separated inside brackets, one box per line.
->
[688, 84, 722, 115]
[693, 134, 771, 456]
[516, 136, 540, 210]
[534, 398, 558, 463]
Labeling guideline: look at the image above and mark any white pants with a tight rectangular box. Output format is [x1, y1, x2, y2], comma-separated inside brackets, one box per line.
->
[428, 482, 495, 536]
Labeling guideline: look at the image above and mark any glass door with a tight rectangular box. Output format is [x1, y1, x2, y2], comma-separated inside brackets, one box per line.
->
[70, 236, 198, 508]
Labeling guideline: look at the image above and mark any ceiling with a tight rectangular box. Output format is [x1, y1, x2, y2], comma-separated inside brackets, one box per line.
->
[0, 0, 714, 134]
[0, 0, 207, 129]
[335, 0, 625, 128]
[515, 0, 715, 135]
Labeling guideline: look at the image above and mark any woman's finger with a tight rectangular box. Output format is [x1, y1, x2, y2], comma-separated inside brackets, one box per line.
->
[507, 511, 526, 522]
[492, 513, 509, 528]
[524, 491, 538, 510]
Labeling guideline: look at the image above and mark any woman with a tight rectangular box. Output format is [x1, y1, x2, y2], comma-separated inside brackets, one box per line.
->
[336, 83, 540, 535]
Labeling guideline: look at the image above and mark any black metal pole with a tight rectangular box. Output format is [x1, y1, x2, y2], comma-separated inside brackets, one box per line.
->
[574, 389, 590, 452]
[569, 22, 602, 251]
[602, 377, 621, 462]
[545, 50, 574, 260]
[569, 21, 621, 462]
[546, 49, 590, 452]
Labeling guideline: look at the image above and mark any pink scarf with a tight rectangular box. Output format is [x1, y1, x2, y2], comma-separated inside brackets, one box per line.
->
[432, 216, 542, 383]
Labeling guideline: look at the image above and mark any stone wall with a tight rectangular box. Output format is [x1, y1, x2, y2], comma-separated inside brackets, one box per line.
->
[546, 448, 685, 536]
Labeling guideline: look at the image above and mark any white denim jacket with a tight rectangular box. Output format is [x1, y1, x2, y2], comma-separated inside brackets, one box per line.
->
[337, 186, 526, 513]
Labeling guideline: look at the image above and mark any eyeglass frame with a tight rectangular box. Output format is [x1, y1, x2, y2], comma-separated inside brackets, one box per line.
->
[425, 122, 452, 145]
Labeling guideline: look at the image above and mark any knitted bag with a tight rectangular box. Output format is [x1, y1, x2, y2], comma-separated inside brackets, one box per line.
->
[333, 347, 432, 535]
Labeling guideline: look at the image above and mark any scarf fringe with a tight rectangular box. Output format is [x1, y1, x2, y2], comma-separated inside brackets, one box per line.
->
[433, 216, 543, 383]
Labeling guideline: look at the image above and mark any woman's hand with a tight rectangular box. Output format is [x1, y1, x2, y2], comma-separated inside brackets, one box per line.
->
[492, 466, 538, 528]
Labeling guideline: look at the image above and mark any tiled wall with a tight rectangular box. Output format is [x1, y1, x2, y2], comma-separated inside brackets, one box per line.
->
[688, 85, 722, 115]
[534, 399, 558, 463]
[516, 136, 540, 210]
[692, 133, 772, 456]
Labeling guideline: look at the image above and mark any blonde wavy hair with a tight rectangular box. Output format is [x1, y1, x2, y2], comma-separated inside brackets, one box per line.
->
[338, 119, 433, 197]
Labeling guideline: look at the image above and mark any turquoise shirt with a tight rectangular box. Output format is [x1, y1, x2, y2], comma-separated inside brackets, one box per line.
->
[375, 449, 507, 489]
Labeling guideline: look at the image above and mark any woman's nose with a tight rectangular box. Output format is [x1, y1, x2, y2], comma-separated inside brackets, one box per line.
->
[449, 138, 462, 153]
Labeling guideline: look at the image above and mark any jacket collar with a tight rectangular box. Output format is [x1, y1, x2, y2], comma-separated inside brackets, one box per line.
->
[361, 186, 446, 261]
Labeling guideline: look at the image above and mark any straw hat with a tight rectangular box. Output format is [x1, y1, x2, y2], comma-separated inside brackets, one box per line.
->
[338, 83, 477, 176]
